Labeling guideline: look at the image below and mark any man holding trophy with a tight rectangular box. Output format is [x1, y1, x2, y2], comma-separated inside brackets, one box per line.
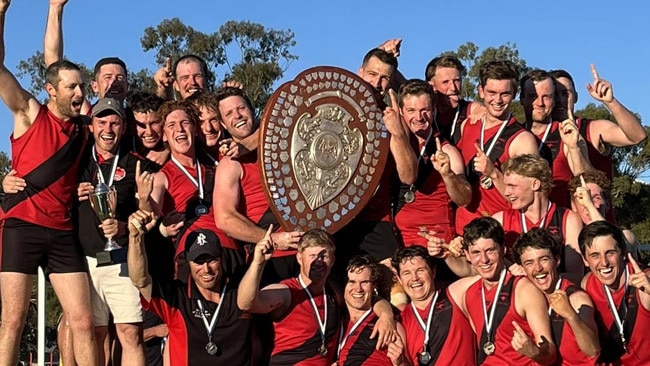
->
[75, 98, 156, 365]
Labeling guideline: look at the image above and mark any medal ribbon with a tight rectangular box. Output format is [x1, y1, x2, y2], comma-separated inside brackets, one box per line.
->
[171, 156, 204, 200]
[604, 266, 629, 346]
[196, 282, 229, 342]
[411, 290, 439, 353]
[92, 146, 120, 187]
[480, 113, 511, 158]
[481, 269, 507, 341]
[537, 122, 553, 152]
[521, 201, 552, 233]
[298, 274, 328, 345]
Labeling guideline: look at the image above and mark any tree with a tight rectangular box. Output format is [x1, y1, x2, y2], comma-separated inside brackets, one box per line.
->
[0, 151, 11, 194]
[15, 18, 297, 112]
[141, 18, 298, 114]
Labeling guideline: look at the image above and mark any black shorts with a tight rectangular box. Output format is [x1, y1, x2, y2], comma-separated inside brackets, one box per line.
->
[1, 218, 87, 274]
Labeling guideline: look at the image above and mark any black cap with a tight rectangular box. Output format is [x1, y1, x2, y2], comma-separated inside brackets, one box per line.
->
[185, 229, 222, 261]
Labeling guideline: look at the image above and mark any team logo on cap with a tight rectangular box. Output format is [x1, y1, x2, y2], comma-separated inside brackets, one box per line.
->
[196, 233, 207, 246]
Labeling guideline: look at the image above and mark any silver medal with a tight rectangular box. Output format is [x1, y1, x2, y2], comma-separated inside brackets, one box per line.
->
[206, 341, 218, 355]
[319, 342, 328, 357]
[418, 351, 432, 365]
[195, 203, 208, 216]
[404, 189, 415, 203]
[483, 341, 495, 356]
[480, 175, 493, 190]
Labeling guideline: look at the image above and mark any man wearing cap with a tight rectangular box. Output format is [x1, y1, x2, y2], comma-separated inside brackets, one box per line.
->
[70, 98, 160, 365]
[128, 210, 255, 365]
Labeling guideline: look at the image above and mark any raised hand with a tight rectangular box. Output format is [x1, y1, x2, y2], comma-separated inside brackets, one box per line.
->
[432, 137, 453, 177]
[548, 289, 576, 320]
[49, 0, 68, 7]
[222, 80, 244, 89]
[559, 113, 580, 149]
[573, 175, 596, 213]
[383, 89, 405, 137]
[135, 160, 153, 200]
[511, 321, 538, 357]
[253, 224, 274, 265]
[473, 142, 493, 177]
[586, 64, 614, 103]
[128, 209, 158, 235]
[628, 253, 650, 294]
[153, 57, 174, 89]
[378, 38, 402, 58]
[447, 236, 465, 257]
[0, 0, 10, 13]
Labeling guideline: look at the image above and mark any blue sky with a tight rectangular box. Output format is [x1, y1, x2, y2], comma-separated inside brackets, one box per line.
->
[1, 0, 648, 171]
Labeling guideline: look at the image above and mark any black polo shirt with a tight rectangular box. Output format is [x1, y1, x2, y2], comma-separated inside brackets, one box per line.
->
[142, 276, 253, 365]
[75, 142, 156, 257]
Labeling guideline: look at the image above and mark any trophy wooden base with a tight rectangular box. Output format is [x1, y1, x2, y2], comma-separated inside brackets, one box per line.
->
[96, 247, 127, 267]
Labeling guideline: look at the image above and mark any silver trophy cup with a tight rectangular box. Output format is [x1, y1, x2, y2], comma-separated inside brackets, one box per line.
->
[89, 182, 121, 251]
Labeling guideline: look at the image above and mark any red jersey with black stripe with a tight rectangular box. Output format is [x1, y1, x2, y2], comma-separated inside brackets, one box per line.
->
[142, 277, 253, 365]
[160, 159, 237, 252]
[550, 279, 598, 366]
[466, 274, 537, 366]
[1, 105, 86, 230]
[455, 116, 526, 233]
[336, 312, 392, 366]
[584, 266, 650, 365]
[270, 277, 341, 365]
[395, 137, 454, 246]
[402, 289, 477, 366]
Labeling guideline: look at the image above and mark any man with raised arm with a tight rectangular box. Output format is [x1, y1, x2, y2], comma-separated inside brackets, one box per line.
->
[512, 228, 600, 365]
[454, 60, 539, 233]
[550, 66, 646, 181]
[0, 1, 97, 365]
[520, 69, 592, 208]
[128, 210, 255, 365]
[449, 217, 557, 365]
[579, 221, 650, 364]
[238, 228, 397, 365]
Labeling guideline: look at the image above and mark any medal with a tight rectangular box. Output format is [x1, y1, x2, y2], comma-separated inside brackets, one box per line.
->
[483, 341, 495, 356]
[404, 189, 415, 203]
[319, 340, 328, 357]
[480, 175, 493, 189]
[195, 202, 208, 216]
[205, 341, 218, 356]
[418, 351, 432, 365]
[604, 266, 630, 355]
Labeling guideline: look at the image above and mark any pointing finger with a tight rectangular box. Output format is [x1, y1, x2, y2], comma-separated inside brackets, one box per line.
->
[388, 89, 398, 109]
[474, 142, 485, 155]
[135, 160, 142, 179]
[580, 174, 587, 188]
[567, 106, 574, 122]
[165, 57, 172, 74]
[264, 224, 274, 240]
[590, 64, 600, 81]
[628, 253, 642, 274]
[512, 321, 524, 334]
[435, 137, 442, 152]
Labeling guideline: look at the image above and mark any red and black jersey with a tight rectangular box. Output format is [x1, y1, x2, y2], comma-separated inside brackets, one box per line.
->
[270, 277, 342, 365]
[500, 203, 568, 250]
[466, 273, 538, 365]
[584, 265, 650, 365]
[455, 116, 526, 233]
[445, 99, 472, 146]
[576, 117, 613, 181]
[402, 289, 477, 366]
[142, 277, 253, 366]
[336, 312, 392, 366]
[550, 279, 598, 366]
[394, 135, 454, 246]
[1, 105, 87, 230]
[536, 121, 573, 208]
[75, 143, 157, 256]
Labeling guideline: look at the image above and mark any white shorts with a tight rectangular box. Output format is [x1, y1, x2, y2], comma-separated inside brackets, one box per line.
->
[86, 256, 143, 326]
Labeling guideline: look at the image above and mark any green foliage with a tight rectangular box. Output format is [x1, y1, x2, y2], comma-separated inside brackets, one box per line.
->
[140, 18, 298, 113]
